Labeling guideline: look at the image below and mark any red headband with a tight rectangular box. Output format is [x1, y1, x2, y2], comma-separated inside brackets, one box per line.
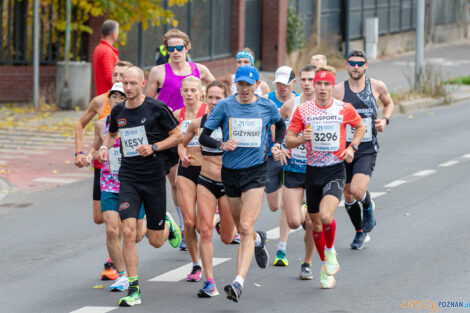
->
[314, 71, 335, 86]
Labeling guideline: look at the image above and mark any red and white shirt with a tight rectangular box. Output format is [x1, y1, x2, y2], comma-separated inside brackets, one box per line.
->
[288, 98, 361, 167]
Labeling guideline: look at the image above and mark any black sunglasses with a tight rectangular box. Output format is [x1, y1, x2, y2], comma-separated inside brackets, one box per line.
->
[348, 60, 366, 67]
[167, 45, 185, 52]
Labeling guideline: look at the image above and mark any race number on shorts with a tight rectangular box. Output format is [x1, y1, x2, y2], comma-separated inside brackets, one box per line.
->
[108, 147, 122, 174]
[346, 117, 372, 142]
[311, 122, 340, 152]
[120, 126, 149, 157]
[180, 120, 199, 147]
[229, 118, 262, 148]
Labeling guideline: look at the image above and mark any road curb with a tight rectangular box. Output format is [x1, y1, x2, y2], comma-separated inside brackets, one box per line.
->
[399, 90, 470, 113]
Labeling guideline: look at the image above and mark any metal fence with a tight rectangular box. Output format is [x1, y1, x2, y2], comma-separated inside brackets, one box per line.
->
[0, 0, 87, 65]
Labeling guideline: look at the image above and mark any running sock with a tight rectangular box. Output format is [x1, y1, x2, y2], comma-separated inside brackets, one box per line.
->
[345, 200, 362, 231]
[129, 276, 139, 290]
[106, 257, 113, 264]
[254, 232, 262, 247]
[325, 246, 336, 253]
[193, 260, 202, 268]
[118, 271, 127, 277]
[234, 275, 244, 287]
[277, 241, 287, 252]
[361, 190, 371, 209]
[207, 278, 215, 284]
[323, 219, 336, 249]
[313, 230, 326, 262]
[175, 206, 184, 231]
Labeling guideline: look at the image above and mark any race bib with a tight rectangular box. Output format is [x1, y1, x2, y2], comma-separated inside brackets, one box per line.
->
[120, 126, 149, 157]
[180, 120, 199, 147]
[311, 122, 340, 152]
[200, 127, 223, 153]
[108, 147, 122, 174]
[346, 117, 372, 142]
[291, 144, 307, 161]
[229, 118, 262, 148]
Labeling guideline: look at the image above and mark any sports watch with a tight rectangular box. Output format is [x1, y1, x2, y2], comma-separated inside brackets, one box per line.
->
[350, 143, 359, 152]
[152, 143, 159, 152]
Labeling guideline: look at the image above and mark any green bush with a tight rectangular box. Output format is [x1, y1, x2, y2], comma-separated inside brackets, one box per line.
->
[287, 5, 305, 53]
[446, 76, 470, 85]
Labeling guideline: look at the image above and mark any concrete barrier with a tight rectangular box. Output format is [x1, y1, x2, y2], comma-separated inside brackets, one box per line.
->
[55, 61, 91, 110]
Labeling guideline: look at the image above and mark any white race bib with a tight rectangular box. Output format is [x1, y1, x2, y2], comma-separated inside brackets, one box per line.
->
[311, 122, 340, 151]
[108, 147, 122, 174]
[291, 143, 307, 161]
[229, 118, 262, 148]
[200, 127, 223, 153]
[346, 117, 372, 142]
[180, 120, 199, 147]
[120, 126, 149, 157]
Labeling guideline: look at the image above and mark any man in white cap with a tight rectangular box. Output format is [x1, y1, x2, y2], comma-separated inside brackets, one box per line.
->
[264, 66, 298, 267]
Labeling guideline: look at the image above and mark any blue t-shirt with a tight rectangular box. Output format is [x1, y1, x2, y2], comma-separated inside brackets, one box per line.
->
[204, 94, 282, 169]
[266, 91, 299, 156]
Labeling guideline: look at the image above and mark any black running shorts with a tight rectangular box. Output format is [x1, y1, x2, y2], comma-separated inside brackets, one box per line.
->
[222, 163, 267, 198]
[118, 178, 166, 230]
[93, 168, 101, 201]
[305, 163, 345, 214]
[345, 153, 377, 183]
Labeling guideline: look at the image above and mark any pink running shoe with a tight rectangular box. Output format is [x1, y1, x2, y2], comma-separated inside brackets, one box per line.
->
[187, 265, 203, 282]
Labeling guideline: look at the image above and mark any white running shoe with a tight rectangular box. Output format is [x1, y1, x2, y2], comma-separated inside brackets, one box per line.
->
[110, 275, 129, 292]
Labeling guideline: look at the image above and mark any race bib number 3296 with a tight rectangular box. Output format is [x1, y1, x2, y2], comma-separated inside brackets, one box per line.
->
[311, 123, 340, 151]
[120, 126, 149, 157]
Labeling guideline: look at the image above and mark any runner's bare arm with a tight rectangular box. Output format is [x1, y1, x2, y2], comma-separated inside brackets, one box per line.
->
[145, 66, 163, 98]
[98, 130, 119, 163]
[182, 118, 200, 148]
[197, 64, 215, 84]
[87, 119, 105, 165]
[259, 81, 270, 95]
[333, 82, 345, 100]
[74, 96, 102, 167]
[285, 129, 304, 149]
[280, 98, 294, 120]
[373, 79, 394, 132]
[341, 119, 366, 163]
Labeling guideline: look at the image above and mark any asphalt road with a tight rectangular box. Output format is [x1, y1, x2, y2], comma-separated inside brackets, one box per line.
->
[1, 100, 470, 313]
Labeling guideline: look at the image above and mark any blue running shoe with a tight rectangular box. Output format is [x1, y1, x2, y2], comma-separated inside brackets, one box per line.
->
[179, 232, 187, 251]
[350, 231, 367, 250]
[198, 280, 219, 297]
[362, 200, 376, 233]
[224, 282, 242, 302]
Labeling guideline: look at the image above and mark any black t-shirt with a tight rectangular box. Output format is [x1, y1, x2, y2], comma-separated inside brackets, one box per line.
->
[109, 97, 179, 181]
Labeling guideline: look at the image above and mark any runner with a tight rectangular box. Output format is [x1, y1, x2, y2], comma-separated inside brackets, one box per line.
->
[85, 82, 146, 292]
[286, 66, 366, 289]
[278, 64, 316, 278]
[173, 76, 207, 281]
[311, 54, 327, 67]
[74, 60, 133, 280]
[93, 20, 119, 96]
[266, 66, 297, 267]
[183, 80, 237, 297]
[199, 65, 286, 302]
[230, 48, 269, 96]
[334, 49, 394, 249]
[98, 66, 182, 307]
[146, 29, 215, 250]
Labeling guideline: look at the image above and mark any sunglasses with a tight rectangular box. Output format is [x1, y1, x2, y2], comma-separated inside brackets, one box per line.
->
[167, 45, 185, 52]
[348, 60, 366, 67]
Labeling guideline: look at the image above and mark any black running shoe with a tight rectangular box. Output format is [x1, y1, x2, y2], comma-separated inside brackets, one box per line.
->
[224, 282, 242, 302]
[254, 231, 269, 269]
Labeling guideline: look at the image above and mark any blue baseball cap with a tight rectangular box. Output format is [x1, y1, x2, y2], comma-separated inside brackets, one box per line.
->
[234, 65, 259, 85]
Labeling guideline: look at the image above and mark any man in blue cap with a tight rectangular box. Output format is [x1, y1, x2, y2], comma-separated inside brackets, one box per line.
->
[199, 65, 286, 302]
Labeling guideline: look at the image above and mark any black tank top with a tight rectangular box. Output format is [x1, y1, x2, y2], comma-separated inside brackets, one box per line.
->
[200, 114, 223, 156]
[343, 78, 379, 155]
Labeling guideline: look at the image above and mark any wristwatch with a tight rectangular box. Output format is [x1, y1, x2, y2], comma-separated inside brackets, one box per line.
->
[152, 143, 159, 152]
[350, 143, 358, 152]
[273, 143, 282, 150]
[383, 117, 390, 125]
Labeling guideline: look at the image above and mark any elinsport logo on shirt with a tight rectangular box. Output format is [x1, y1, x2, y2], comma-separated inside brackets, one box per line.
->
[117, 118, 127, 127]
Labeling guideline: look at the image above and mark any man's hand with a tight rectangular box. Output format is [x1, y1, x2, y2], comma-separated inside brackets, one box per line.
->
[74, 153, 86, 168]
[272, 146, 290, 166]
[374, 118, 387, 132]
[98, 148, 109, 164]
[85, 153, 93, 167]
[136, 144, 154, 157]
[221, 139, 238, 151]
[340, 146, 355, 163]
[302, 128, 313, 143]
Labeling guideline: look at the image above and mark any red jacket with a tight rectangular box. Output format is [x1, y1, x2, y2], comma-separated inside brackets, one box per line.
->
[93, 39, 119, 96]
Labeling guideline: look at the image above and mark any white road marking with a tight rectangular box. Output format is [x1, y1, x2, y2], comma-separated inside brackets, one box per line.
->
[384, 180, 407, 188]
[462, 154, 470, 159]
[148, 258, 231, 282]
[412, 169, 436, 177]
[370, 192, 387, 199]
[266, 226, 302, 240]
[439, 160, 459, 167]
[33, 177, 79, 184]
[69, 306, 117, 313]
